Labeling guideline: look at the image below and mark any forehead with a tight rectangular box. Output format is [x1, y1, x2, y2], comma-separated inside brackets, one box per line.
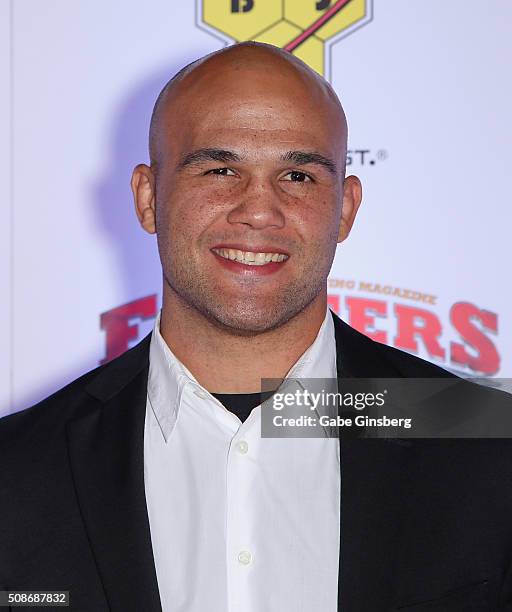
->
[159, 63, 345, 160]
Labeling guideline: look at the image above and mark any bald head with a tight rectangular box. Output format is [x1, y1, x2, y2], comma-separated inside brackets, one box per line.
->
[149, 42, 348, 171]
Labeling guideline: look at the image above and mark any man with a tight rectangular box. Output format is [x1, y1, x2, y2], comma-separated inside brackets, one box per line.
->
[1, 42, 512, 612]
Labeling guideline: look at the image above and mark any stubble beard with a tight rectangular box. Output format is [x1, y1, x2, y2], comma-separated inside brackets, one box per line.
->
[163, 252, 328, 336]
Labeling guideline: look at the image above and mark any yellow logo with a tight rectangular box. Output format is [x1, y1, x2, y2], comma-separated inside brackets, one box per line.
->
[197, 0, 373, 79]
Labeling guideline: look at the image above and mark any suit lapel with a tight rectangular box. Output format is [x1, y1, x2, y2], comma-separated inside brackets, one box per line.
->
[332, 311, 413, 611]
[66, 334, 162, 612]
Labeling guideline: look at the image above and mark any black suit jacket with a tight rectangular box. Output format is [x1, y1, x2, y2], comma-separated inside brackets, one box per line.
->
[1, 311, 512, 611]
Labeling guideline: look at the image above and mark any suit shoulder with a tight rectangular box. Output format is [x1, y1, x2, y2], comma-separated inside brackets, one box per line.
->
[372, 339, 455, 378]
[0, 332, 152, 443]
[341, 320, 512, 404]
[332, 310, 455, 378]
[0, 361, 106, 444]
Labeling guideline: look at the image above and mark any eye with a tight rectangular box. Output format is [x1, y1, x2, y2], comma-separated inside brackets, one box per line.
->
[204, 167, 236, 177]
[282, 170, 313, 183]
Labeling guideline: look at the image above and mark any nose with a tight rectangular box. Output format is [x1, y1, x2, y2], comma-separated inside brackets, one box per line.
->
[226, 176, 285, 230]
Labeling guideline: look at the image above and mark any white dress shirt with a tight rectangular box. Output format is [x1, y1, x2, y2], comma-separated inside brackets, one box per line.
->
[144, 308, 340, 612]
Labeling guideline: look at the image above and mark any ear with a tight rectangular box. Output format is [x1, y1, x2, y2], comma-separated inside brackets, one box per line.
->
[131, 164, 156, 234]
[337, 175, 362, 243]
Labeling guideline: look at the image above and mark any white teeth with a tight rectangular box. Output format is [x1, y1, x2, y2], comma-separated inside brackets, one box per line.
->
[213, 248, 288, 266]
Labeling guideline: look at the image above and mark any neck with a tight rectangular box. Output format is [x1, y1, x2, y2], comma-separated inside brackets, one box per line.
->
[159, 284, 328, 393]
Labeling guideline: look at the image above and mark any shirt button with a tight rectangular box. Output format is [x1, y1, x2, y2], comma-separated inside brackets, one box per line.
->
[236, 440, 249, 455]
[237, 550, 252, 565]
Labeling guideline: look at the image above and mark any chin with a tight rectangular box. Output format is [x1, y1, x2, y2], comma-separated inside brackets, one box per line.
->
[202, 307, 289, 336]
[205, 306, 292, 336]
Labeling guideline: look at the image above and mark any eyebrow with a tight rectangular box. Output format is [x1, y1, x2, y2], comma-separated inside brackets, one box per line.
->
[178, 148, 242, 169]
[281, 150, 337, 175]
[178, 148, 337, 175]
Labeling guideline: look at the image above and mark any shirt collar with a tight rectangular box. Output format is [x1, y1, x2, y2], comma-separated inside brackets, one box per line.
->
[147, 307, 337, 442]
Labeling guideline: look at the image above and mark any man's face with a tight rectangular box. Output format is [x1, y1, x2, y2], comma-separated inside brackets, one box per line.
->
[147, 59, 354, 333]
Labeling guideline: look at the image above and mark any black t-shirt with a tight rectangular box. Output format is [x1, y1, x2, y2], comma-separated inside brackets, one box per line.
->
[211, 391, 275, 423]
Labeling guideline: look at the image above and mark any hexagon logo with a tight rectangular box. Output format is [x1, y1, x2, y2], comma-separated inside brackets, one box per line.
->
[196, 0, 373, 80]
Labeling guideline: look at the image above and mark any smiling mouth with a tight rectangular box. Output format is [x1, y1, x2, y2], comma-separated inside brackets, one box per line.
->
[212, 248, 289, 266]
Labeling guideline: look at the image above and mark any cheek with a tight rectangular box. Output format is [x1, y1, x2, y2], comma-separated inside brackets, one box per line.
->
[156, 184, 223, 243]
[291, 196, 340, 246]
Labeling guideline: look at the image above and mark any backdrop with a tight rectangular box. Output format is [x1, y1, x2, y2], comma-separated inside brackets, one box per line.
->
[2, 0, 510, 417]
